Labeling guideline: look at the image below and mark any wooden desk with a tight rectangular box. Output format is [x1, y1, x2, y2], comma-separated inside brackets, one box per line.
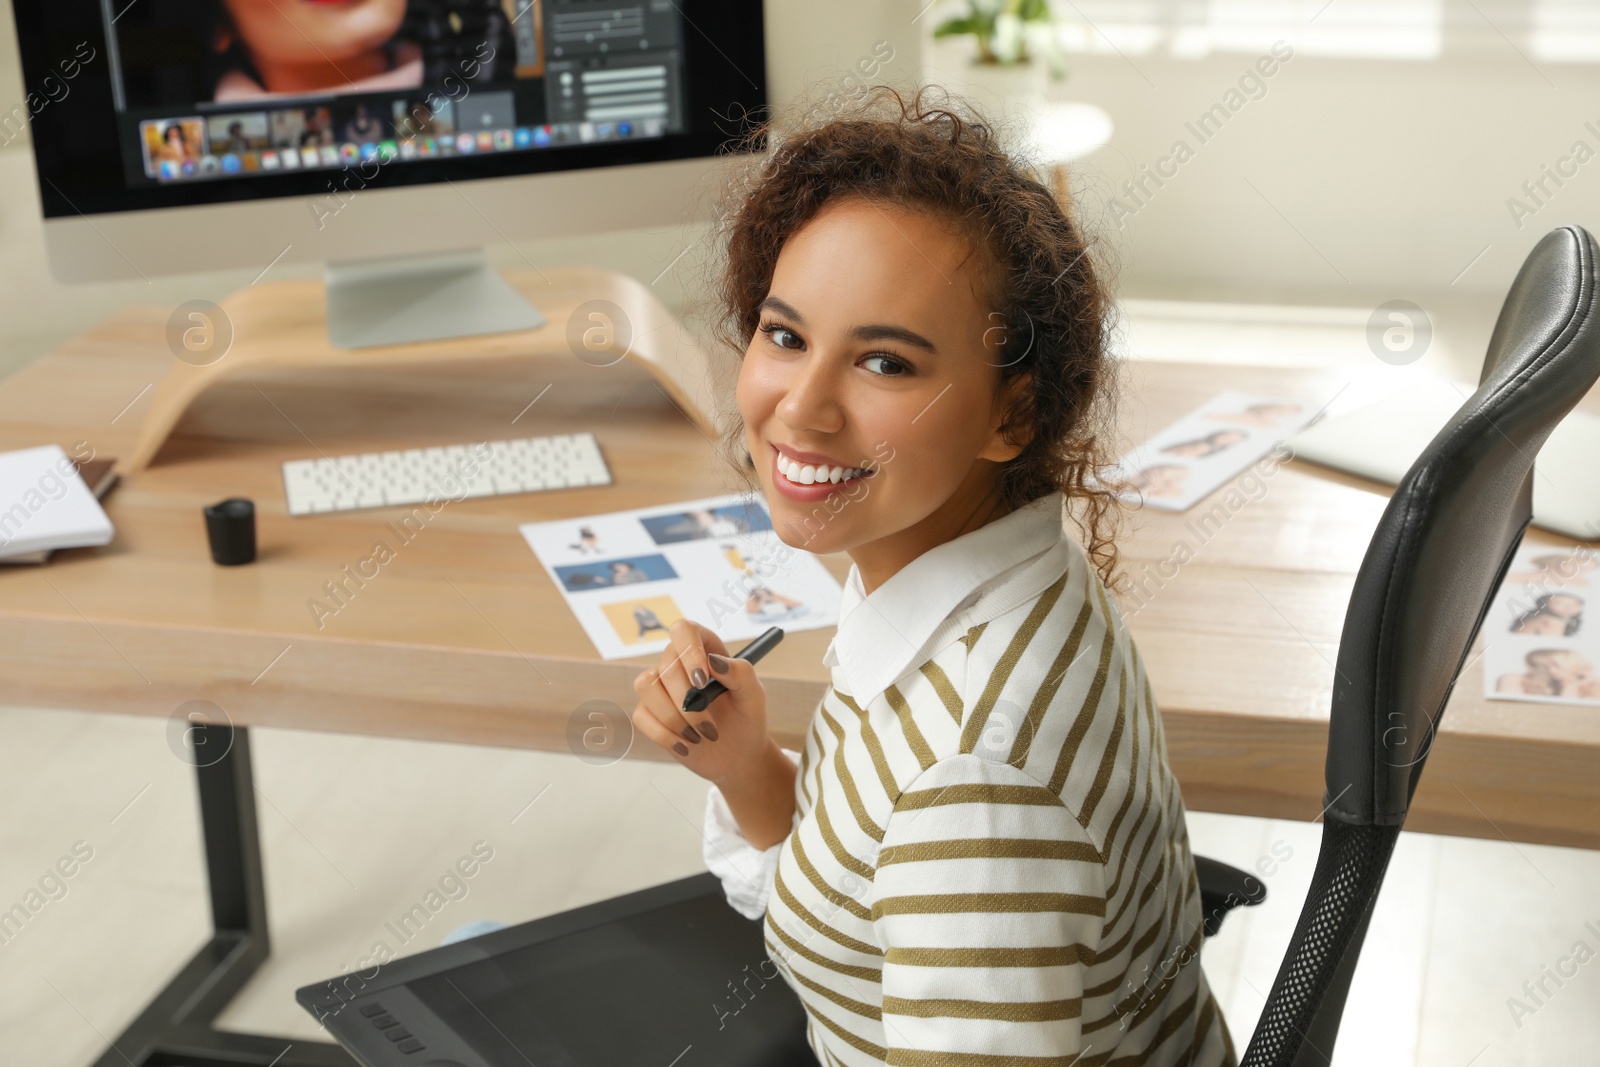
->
[2, 273, 1598, 858]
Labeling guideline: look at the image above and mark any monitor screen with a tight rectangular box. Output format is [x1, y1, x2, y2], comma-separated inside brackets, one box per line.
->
[14, 0, 765, 217]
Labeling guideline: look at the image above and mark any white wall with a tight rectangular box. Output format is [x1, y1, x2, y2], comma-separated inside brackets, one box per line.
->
[921, 1, 1600, 368]
[1046, 50, 1600, 307]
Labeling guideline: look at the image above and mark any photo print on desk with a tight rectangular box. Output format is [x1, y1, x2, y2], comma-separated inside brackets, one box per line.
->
[1483, 543, 1600, 707]
[1105, 389, 1335, 512]
[641, 502, 768, 544]
[554, 554, 678, 592]
[521, 492, 843, 660]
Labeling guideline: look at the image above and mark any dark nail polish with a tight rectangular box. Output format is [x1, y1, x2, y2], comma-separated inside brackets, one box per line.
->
[681, 726, 701, 744]
[698, 720, 719, 741]
[690, 666, 709, 689]
[672, 741, 689, 756]
[708, 653, 731, 673]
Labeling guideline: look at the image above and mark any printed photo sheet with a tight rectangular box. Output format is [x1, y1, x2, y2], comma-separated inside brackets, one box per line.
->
[1106, 390, 1336, 512]
[521, 492, 843, 660]
[1482, 543, 1600, 708]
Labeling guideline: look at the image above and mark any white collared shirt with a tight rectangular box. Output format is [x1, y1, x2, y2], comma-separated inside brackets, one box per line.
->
[701, 492, 1069, 913]
[701, 490, 1233, 1066]
[823, 491, 1072, 705]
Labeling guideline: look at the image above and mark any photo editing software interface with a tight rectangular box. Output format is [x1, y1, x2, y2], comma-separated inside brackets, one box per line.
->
[105, 0, 689, 185]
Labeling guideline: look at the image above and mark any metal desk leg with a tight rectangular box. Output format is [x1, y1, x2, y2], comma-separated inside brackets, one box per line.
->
[90, 723, 356, 1067]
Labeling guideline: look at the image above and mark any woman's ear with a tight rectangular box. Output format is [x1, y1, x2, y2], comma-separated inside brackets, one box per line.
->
[979, 371, 1034, 463]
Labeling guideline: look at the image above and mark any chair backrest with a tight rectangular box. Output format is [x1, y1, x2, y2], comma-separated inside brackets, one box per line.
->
[1241, 225, 1600, 1067]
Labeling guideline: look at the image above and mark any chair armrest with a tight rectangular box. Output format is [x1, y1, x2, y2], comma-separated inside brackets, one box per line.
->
[1195, 854, 1267, 937]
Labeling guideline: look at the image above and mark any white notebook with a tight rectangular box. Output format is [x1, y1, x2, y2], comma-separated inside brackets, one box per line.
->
[1289, 378, 1600, 541]
[0, 445, 115, 560]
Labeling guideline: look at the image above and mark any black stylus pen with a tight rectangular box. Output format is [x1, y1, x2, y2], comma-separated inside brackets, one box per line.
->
[682, 626, 784, 712]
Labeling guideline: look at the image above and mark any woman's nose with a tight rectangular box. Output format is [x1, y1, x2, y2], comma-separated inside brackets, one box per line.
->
[777, 353, 845, 433]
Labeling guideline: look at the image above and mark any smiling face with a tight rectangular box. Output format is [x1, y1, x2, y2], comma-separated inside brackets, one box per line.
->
[735, 196, 1028, 585]
[1533, 649, 1593, 684]
[221, 0, 405, 68]
[1209, 430, 1248, 451]
[1546, 594, 1584, 618]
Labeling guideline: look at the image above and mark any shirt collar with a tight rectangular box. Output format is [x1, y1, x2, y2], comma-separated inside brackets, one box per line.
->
[821, 492, 1067, 703]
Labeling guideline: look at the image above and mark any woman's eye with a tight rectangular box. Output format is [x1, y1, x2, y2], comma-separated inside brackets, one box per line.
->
[861, 354, 908, 377]
[761, 323, 802, 350]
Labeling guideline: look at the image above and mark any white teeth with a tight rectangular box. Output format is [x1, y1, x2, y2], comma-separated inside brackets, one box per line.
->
[777, 452, 868, 485]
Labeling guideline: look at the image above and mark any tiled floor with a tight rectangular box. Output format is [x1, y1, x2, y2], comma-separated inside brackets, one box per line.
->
[2, 703, 1596, 1065]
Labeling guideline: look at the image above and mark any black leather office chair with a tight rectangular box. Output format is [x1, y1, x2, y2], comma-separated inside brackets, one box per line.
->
[1194, 224, 1600, 1066]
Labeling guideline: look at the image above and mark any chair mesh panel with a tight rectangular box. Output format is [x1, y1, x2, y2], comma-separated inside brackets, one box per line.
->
[1240, 821, 1402, 1067]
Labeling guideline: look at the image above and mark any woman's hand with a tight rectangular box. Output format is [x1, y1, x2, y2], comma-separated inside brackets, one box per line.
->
[632, 619, 798, 849]
[631, 618, 771, 788]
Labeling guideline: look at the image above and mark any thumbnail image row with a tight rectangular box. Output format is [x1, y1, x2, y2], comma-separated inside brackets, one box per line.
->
[141, 96, 464, 176]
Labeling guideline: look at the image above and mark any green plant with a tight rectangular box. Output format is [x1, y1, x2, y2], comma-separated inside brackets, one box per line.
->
[933, 0, 1069, 81]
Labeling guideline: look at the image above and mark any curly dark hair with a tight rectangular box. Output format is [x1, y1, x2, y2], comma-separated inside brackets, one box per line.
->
[692, 81, 1126, 588]
[1512, 592, 1584, 637]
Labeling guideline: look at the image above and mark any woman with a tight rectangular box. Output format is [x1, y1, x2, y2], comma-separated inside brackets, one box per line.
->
[162, 0, 511, 101]
[630, 85, 1233, 1065]
[1128, 462, 1191, 499]
[153, 122, 198, 165]
[608, 560, 649, 585]
[340, 103, 386, 145]
[1206, 402, 1301, 428]
[1505, 551, 1596, 587]
[632, 604, 667, 639]
[1161, 428, 1249, 460]
[1498, 648, 1599, 698]
[211, 0, 420, 100]
[1510, 592, 1584, 636]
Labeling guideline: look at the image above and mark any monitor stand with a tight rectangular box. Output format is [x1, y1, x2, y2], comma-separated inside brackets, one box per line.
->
[118, 265, 722, 473]
[325, 248, 546, 348]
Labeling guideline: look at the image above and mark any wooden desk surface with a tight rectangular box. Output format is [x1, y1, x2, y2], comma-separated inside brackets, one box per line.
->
[2, 272, 1597, 850]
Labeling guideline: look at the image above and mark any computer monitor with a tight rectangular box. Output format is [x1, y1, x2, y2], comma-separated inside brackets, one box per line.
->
[11, 0, 767, 345]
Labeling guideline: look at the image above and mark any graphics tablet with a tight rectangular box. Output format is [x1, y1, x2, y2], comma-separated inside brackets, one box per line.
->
[296, 872, 814, 1067]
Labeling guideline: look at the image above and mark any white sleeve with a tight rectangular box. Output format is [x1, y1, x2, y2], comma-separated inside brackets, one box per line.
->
[701, 747, 800, 920]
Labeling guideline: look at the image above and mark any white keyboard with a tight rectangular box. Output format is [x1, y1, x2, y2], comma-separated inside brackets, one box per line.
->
[282, 433, 611, 516]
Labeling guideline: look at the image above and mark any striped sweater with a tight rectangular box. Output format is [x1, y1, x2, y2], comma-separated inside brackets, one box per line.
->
[703, 491, 1235, 1066]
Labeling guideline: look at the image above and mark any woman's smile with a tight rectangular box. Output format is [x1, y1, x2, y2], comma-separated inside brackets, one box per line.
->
[735, 196, 1032, 587]
[768, 443, 876, 501]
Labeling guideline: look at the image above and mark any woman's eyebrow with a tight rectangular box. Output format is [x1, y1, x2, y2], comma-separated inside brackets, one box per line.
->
[853, 322, 938, 352]
[759, 296, 938, 353]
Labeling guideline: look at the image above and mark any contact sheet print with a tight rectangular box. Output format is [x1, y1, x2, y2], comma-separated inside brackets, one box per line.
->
[1483, 544, 1600, 707]
[520, 493, 843, 660]
[1106, 389, 1333, 512]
